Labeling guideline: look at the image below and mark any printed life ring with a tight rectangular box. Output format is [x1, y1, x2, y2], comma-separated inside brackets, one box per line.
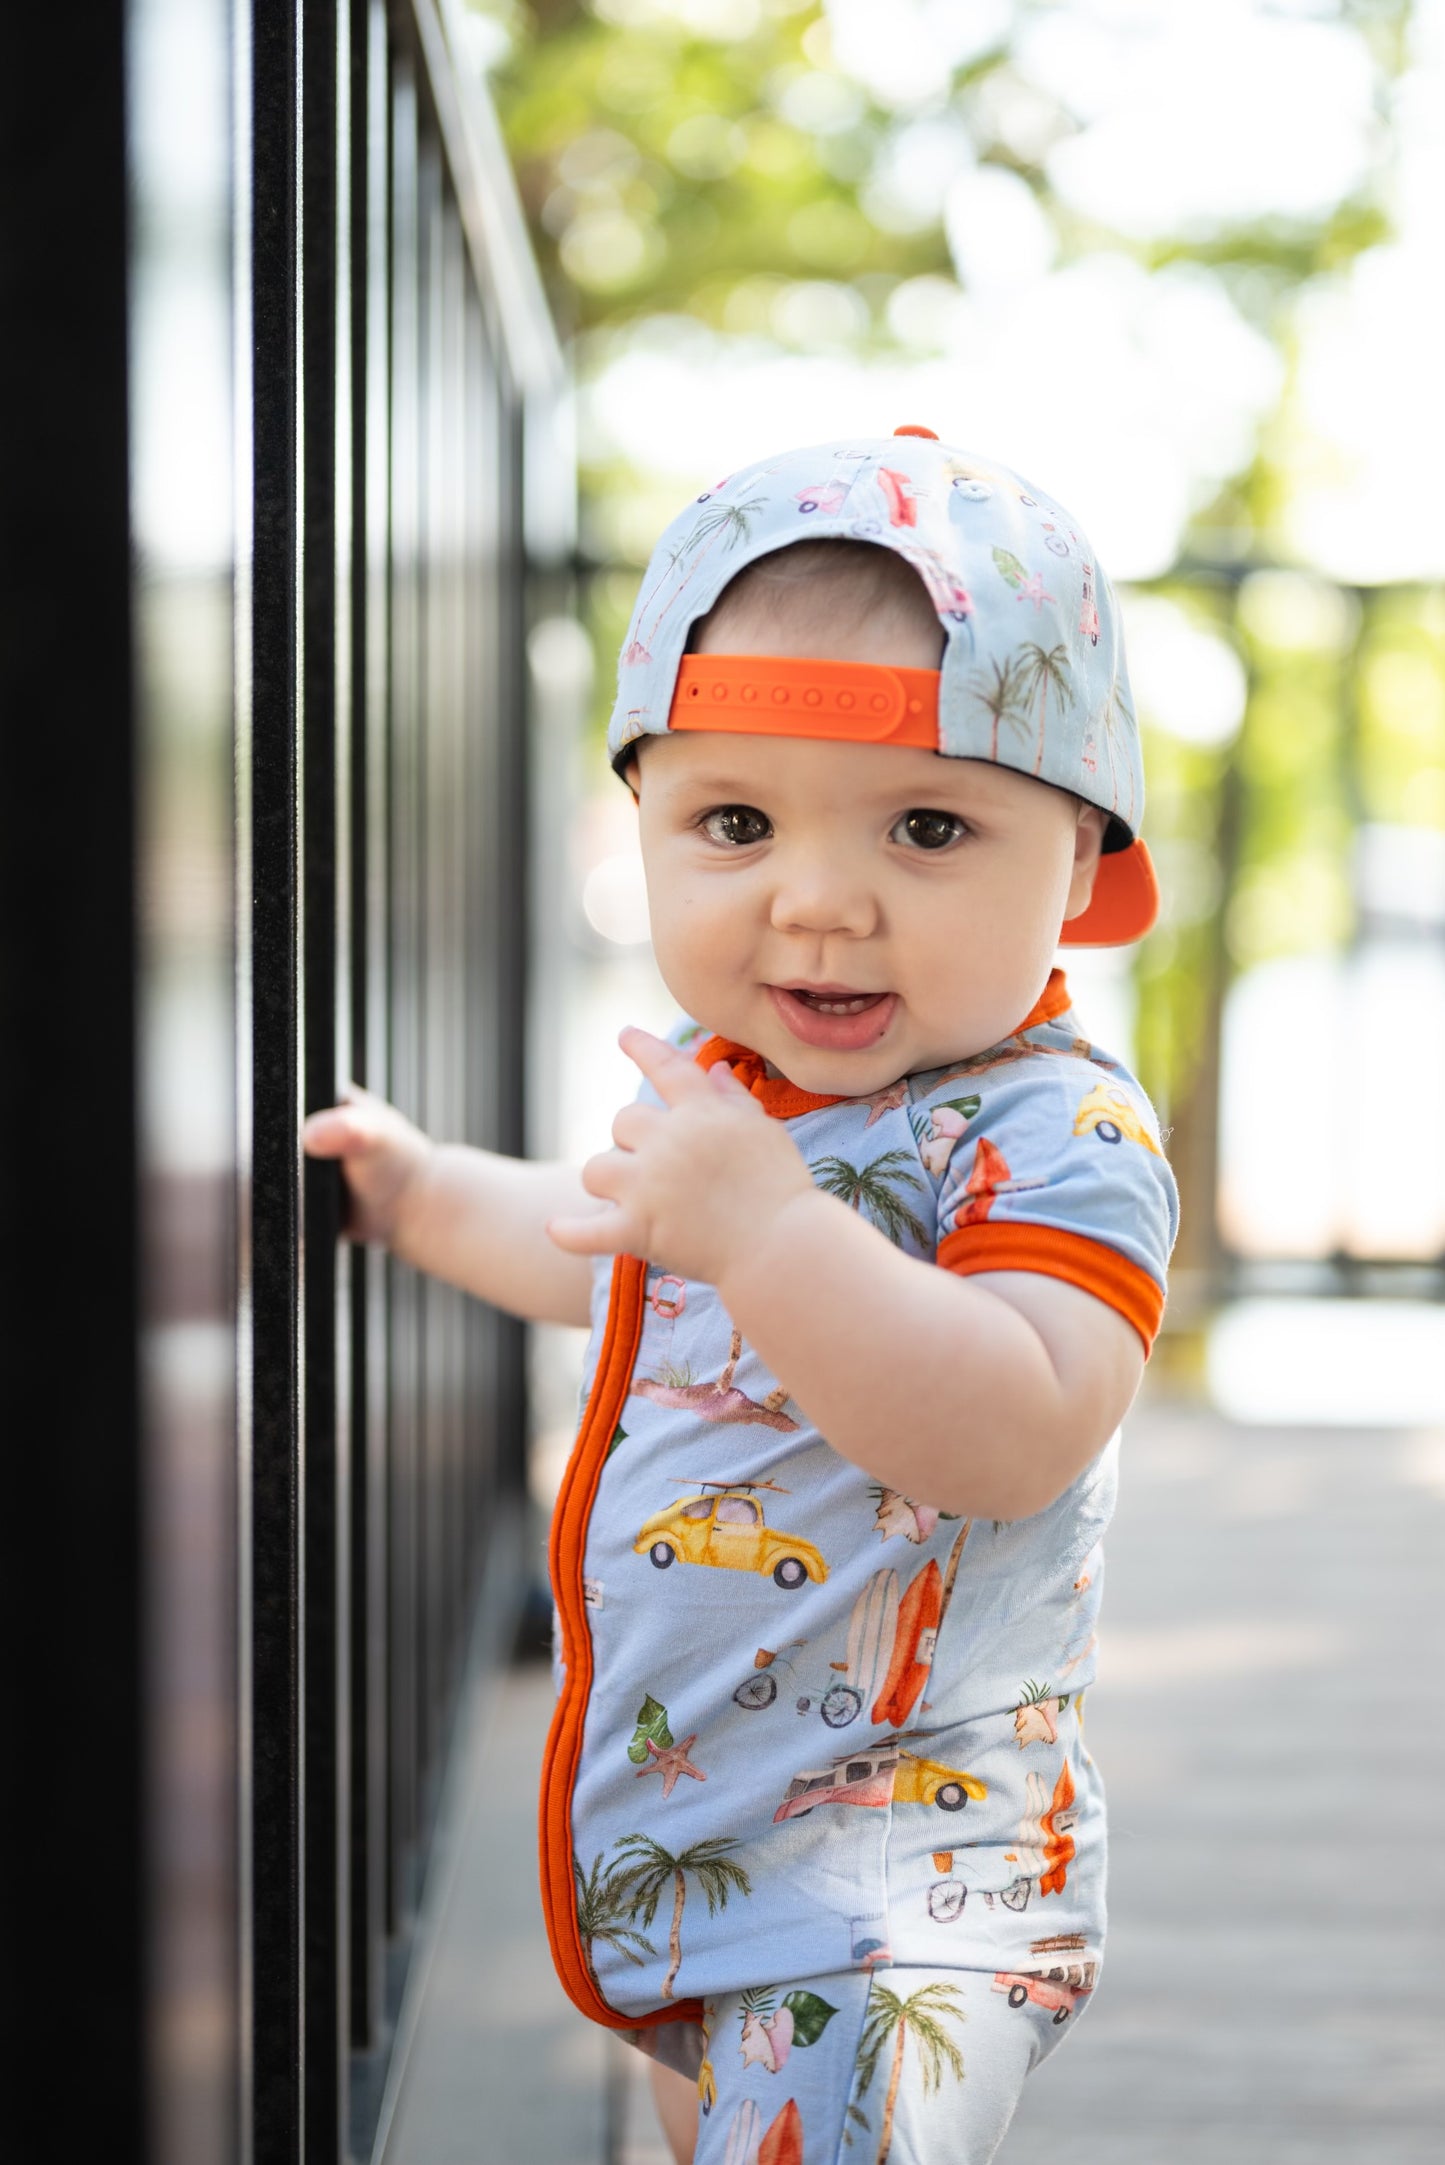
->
[647, 1273, 687, 1321]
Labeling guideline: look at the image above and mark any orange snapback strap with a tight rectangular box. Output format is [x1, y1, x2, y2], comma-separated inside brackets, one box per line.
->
[669, 653, 941, 749]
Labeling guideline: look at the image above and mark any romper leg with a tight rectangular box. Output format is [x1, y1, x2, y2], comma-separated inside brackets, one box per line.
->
[842, 1966, 1062, 2163]
[693, 1966, 1082, 2165]
[691, 1971, 872, 2165]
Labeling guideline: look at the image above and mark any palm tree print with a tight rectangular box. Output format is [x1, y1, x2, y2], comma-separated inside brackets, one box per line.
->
[643, 495, 768, 647]
[853, 1980, 967, 2163]
[612, 1833, 752, 2001]
[1093, 675, 1135, 825]
[968, 655, 1029, 761]
[623, 540, 686, 663]
[573, 1850, 657, 2001]
[811, 1150, 930, 1249]
[1016, 641, 1074, 775]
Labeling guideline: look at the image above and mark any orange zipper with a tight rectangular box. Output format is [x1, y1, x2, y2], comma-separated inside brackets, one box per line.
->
[537, 1252, 704, 2030]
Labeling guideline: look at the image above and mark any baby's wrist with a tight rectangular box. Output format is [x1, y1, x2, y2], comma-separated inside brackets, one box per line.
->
[385, 1131, 442, 1257]
[712, 1182, 833, 1313]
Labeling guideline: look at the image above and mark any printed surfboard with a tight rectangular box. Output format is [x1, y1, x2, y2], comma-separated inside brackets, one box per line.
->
[723, 2098, 762, 2165]
[871, 1558, 942, 1727]
[758, 2097, 803, 2165]
[845, 1568, 899, 1706]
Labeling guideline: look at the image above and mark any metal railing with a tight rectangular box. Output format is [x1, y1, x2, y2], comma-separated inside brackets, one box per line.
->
[1, 1, 569, 2159]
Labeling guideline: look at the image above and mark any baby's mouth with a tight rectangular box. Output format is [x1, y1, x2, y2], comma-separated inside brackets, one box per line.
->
[786, 987, 883, 1015]
[767, 982, 897, 1051]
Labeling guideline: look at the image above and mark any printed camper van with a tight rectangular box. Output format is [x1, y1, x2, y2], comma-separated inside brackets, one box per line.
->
[773, 1744, 899, 1822]
[992, 1934, 1099, 2024]
[772, 1743, 986, 1822]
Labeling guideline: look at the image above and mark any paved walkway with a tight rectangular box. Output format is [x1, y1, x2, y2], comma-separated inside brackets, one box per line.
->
[384, 1394, 1445, 2163]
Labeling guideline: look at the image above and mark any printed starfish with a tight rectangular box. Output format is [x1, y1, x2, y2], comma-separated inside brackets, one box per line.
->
[930, 1031, 1103, 1088]
[637, 1735, 706, 1798]
[1015, 572, 1054, 609]
[858, 1077, 911, 1126]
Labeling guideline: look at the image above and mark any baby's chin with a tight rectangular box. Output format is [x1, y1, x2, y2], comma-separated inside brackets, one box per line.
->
[749, 1014, 995, 1099]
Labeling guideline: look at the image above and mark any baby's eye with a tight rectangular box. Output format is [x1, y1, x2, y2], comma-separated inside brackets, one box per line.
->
[701, 804, 772, 847]
[891, 808, 967, 851]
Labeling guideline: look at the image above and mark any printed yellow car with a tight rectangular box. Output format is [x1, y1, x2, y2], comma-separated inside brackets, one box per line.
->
[893, 1750, 988, 1812]
[1073, 1082, 1161, 1156]
[635, 1487, 828, 1590]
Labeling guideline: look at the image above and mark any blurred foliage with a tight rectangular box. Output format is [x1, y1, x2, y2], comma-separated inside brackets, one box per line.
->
[482, 0, 951, 336]
[474, 0, 1441, 1267]
[478, 0, 1413, 345]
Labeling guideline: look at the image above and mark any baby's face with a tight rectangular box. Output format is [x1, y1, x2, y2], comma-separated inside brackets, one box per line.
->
[631, 608, 1105, 1096]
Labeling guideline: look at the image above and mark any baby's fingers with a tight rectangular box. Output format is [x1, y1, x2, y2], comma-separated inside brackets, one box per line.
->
[611, 1101, 663, 1152]
[580, 1145, 633, 1203]
[546, 1206, 635, 1258]
[302, 1103, 385, 1157]
[706, 1059, 752, 1102]
[618, 1025, 709, 1107]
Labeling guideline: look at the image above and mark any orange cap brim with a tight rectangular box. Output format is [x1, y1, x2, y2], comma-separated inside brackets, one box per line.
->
[1059, 838, 1158, 946]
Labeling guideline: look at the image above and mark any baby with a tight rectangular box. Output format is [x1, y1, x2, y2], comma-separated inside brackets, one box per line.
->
[305, 428, 1178, 2164]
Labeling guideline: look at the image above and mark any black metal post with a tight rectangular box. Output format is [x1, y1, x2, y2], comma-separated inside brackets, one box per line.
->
[0, 11, 145, 2159]
[250, 0, 306, 2152]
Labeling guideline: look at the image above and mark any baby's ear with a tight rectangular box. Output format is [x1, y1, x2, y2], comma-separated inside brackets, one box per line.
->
[1076, 803, 1108, 856]
[1063, 804, 1109, 920]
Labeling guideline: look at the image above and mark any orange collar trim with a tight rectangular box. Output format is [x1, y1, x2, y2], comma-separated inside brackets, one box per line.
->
[1017, 967, 1071, 1033]
[694, 1036, 844, 1117]
[695, 970, 1072, 1120]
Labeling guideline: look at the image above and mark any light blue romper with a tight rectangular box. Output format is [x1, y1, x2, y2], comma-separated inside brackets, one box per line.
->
[542, 974, 1179, 2162]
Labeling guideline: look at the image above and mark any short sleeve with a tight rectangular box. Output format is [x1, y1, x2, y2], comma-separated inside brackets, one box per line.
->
[925, 1061, 1180, 1354]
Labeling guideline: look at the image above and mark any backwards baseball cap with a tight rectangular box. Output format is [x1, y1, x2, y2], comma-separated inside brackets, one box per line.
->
[607, 426, 1157, 946]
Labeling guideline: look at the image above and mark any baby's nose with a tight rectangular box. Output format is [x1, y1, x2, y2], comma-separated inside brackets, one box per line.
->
[768, 856, 878, 938]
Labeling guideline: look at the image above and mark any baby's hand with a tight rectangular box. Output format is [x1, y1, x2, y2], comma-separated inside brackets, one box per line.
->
[302, 1083, 433, 1247]
[546, 1028, 816, 1282]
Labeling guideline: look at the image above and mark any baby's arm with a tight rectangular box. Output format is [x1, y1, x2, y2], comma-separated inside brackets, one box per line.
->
[303, 1084, 595, 1328]
[548, 1031, 1144, 1520]
[713, 1215, 1141, 1523]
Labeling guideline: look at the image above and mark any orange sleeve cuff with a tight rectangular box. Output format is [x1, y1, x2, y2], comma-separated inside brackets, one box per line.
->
[937, 1222, 1165, 1355]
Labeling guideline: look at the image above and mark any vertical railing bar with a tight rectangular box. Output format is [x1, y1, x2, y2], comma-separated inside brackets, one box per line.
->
[232, 0, 258, 2155]
[464, 291, 501, 1568]
[468, 286, 502, 1576]
[300, 0, 350, 2153]
[365, 0, 393, 2033]
[385, 45, 420, 1935]
[0, 9, 146, 2159]
[497, 379, 530, 1497]
[343, 0, 371, 2065]
[419, 127, 446, 1773]
[441, 199, 466, 1666]
[347, 0, 386, 2063]
[249, 0, 305, 2154]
